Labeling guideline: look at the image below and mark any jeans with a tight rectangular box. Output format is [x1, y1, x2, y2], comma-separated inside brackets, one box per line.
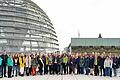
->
[13, 65, 18, 76]
[0, 66, 2, 77]
[80, 67, 84, 74]
[113, 68, 117, 76]
[105, 67, 110, 76]
[85, 68, 89, 75]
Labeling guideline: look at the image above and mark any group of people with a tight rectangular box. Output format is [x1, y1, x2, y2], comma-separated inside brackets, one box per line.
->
[0, 50, 120, 78]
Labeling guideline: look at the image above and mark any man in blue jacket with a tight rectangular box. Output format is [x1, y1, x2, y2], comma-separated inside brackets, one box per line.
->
[84, 55, 90, 75]
[0, 55, 3, 78]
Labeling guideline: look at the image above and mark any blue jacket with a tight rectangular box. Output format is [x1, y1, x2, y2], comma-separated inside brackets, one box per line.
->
[0, 57, 2, 66]
[7, 57, 13, 66]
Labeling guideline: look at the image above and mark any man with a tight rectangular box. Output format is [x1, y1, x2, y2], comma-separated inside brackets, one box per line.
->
[94, 54, 99, 76]
[84, 55, 90, 75]
[99, 54, 105, 76]
[89, 54, 94, 75]
[1, 50, 8, 77]
[76, 55, 80, 74]
[112, 55, 119, 77]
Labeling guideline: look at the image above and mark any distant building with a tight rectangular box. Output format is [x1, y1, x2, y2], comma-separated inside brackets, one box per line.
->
[70, 35, 120, 53]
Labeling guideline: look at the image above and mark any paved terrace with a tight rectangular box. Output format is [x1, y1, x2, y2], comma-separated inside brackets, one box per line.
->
[0, 75, 119, 80]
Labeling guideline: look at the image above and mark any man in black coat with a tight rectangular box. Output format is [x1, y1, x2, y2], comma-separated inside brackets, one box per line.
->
[112, 55, 119, 76]
[1, 50, 8, 77]
[89, 55, 94, 75]
[99, 55, 105, 76]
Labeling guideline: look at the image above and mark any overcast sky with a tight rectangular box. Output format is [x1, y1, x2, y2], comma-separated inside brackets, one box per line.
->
[32, 0, 120, 51]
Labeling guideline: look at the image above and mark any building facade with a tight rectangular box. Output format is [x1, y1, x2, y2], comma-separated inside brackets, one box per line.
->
[71, 38, 120, 53]
[0, 0, 59, 52]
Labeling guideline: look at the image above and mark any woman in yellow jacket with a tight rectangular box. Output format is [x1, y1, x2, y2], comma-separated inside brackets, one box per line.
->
[19, 53, 25, 76]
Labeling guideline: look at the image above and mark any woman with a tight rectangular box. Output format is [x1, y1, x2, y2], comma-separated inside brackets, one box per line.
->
[19, 53, 25, 76]
[38, 54, 43, 75]
[25, 53, 31, 76]
[7, 53, 13, 78]
[13, 53, 19, 77]
[31, 54, 37, 76]
[104, 56, 112, 76]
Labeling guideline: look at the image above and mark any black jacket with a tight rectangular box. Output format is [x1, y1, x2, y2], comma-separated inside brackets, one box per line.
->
[1, 54, 8, 66]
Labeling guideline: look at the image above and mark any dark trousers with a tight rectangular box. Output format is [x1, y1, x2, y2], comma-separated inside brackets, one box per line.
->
[2, 65, 7, 77]
[113, 68, 117, 76]
[94, 65, 99, 76]
[63, 63, 66, 74]
[85, 68, 89, 75]
[44, 65, 48, 74]
[110, 68, 112, 77]
[66, 63, 69, 74]
[69, 64, 72, 74]
[26, 67, 29, 76]
[80, 67, 84, 74]
[72, 65, 75, 74]
[57, 64, 60, 74]
[100, 67, 105, 76]
[29, 67, 31, 75]
[77, 65, 80, 74]
[49, 64, 53, 74]
[8, 66, 12, 78]
[39, 66, 43, 75]
[53, 63, 58, 74]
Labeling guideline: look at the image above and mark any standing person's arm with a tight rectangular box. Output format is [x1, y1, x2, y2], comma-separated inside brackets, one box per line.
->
[104, 60, 106, 69]
[110, 60, 113, 68]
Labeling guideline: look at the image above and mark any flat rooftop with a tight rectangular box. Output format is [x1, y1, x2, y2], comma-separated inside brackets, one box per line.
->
[71, 38, 120, 47]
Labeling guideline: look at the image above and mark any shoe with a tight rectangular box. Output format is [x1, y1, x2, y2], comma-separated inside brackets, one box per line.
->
[4, 75, 7, 77]
[8, 76, 12, 78]
[0, 76, 3, 78]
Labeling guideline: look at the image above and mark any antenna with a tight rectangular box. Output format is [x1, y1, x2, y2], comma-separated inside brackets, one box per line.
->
[78, 29, 80, 38]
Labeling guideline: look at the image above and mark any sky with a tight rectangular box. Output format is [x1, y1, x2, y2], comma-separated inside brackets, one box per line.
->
[32, 0, 120, 51]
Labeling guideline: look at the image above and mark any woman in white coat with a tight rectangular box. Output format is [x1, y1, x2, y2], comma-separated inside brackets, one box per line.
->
[104, 56, 112, 77]
[25, 53, 31, 76]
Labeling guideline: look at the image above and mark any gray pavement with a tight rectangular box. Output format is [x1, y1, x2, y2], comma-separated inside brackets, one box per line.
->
[0, 75, 120, 80]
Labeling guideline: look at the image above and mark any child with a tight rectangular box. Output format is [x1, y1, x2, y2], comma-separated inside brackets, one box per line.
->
[7, 54, 13, 78]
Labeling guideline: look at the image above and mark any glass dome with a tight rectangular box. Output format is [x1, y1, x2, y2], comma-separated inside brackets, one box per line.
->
[0, 0, 59, 53]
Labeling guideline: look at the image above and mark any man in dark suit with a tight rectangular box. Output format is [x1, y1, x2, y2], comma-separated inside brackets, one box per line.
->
[1, 50, 8, 77]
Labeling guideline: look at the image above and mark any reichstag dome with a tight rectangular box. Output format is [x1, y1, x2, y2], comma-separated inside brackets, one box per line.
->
[0, 0, 59, 52]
